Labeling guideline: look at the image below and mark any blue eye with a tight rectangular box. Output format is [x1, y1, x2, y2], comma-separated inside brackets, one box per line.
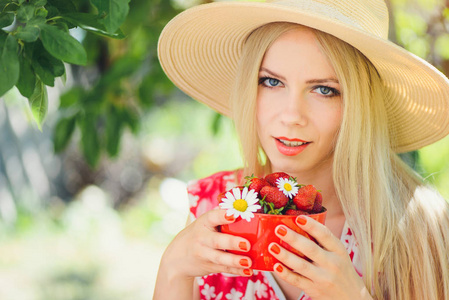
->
[318, 86, 331, 95]
[267, 78, 280, 87]
[314, 86, 340, 97]
[259, 77, 283, 88]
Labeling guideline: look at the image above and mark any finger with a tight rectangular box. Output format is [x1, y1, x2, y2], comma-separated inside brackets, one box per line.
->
[203, 247, 253, 270]
[200, 208, 237, 229]
[268, 242, 320, 280]
[211, 263, 254, 277]
[274, 224, 328, 263]
[296, 216, 346, 255]
[272, 262, 313, 291]
[200, 231, 251, 253]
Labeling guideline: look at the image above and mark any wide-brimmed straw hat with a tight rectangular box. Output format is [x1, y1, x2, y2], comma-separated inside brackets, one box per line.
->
[158, 0, 449, 153]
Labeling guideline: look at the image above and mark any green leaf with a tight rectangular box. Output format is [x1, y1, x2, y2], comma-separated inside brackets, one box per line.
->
[35, 7, 48, 18]
[31, 40, 65, 86]
[16, 3, 35, 23]
[80, 114, 100, 168]
[28, 79, 48, 130]
[46, 0, 77, 14]
[212, 113, 222, 136]
[32, 0, 47, 6]
[16, 25, 40, 42]
[39, 24, 87, 65]
[120, 108, 139, 134]
[62, 12, 125, 39]
[3, 3, 19, 12]
[0, 34, 19, 97]
[0, 0, 9, 11]
[90, 0, 130, 34]
[59, 87, 84, 108]
[16, 55, 36, 98]
[105, 108, 122, 157]
[0, 13, 14, 28]
[53, 115, 76, 152]
[27, 16, 46, 26]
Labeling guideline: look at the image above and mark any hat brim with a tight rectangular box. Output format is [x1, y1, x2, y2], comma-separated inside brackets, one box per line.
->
[158, 2, 449, 153]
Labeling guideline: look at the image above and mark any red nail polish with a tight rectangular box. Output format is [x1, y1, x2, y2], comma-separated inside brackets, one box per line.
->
[243, 269, 252, 276]
[270, 244, 281, 254]
[239, 242, 248, 251]
[297, 216, 307, 225]
[276, 265, 283, 273]
[239, 258, 249, 267]
[225, 214, 235, 221]
[277, 226, 287, 236]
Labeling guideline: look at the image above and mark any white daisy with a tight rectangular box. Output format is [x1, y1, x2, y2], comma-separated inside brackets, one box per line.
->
[276, 177, 299, 198]
[219, 187, 261, 222]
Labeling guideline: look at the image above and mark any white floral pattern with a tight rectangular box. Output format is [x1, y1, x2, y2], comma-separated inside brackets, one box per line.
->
[226, 288, 243, 300]
[201, 284, 217, 300]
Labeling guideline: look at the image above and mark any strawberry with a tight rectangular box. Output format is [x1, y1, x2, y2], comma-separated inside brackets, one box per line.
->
[260, 186, 288, 209]
[285, 209, 310, 216]
[217, 191, 227, 203]
[312, 191, 323, 213]
[247, 177, 270, 194]
[293, 185, 317, 211]
[264, 172, 290, 186]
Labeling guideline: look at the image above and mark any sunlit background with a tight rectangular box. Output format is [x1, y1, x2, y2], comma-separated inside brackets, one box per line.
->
[1, 0, 449, 299]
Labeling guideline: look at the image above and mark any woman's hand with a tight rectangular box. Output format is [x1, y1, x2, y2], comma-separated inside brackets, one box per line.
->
[269, 216, 373, 300]
[157, 208, 253, 281]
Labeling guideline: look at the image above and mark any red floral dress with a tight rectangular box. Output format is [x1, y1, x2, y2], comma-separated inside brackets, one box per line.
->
[187, 170, 363, 300]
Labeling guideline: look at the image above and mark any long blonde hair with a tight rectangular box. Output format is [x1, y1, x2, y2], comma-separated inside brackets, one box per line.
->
[231, 22, 449, 299]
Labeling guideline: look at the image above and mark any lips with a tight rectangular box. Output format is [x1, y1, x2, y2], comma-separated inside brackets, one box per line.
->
[275, 137, 311, 156]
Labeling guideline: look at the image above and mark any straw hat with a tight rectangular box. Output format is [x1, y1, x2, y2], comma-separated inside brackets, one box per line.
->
[158, 0, 449, 153]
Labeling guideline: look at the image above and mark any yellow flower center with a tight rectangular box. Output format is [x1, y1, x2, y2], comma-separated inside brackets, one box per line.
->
[284, 183, 292, 191]
[233, 199, 248, 212]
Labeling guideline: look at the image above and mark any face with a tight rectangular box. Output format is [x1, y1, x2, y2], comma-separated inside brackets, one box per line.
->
[256, 27, 343, 179]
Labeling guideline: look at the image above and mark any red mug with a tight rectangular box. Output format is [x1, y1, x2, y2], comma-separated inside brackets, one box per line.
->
[219, 210, 327, 271]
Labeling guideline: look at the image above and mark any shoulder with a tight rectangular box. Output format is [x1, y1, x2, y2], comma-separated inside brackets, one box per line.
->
[187, 170, 242, 219]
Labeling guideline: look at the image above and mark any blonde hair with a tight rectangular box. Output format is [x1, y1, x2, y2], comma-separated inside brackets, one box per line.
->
[231, 22, 449, 299]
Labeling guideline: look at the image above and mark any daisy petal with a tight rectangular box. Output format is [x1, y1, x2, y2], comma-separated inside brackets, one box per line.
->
[232, 188, 241, 201]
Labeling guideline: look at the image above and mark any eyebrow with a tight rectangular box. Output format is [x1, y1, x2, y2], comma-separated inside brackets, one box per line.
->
[259, 67, 339, 84]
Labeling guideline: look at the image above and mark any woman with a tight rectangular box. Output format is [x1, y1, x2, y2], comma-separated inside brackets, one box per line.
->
[154, 0, 449, 299]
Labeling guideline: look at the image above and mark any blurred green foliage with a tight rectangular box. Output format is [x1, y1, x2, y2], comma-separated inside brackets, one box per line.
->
[0, 0, 130, 130]
[52, 0, 180, 168]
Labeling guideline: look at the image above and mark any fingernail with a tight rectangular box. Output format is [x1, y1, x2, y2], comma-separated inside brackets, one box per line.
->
[243, 269, 252, 276]
[296, 216, 307, 225]
[276, 226, 287, 236]
[239, 242, 248, 251]
[225, 214, 235, 221]
[275, 264, 283, 273]
[270, 244, 281, 254]
[239, 258, 249, 267]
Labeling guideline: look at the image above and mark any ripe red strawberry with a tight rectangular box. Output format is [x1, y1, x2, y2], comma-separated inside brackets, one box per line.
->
[247, 177, 270, 194]
[285, 209, 310, 216]
[312, 191, 323, 213]
[217, 191, 227, 203]
[264, 172, 290, 186]
[293, 185, 317, 211]
[260, 186, 288, 209]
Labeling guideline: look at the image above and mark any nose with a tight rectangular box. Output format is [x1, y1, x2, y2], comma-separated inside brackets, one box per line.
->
[280, 90, 308, 127]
